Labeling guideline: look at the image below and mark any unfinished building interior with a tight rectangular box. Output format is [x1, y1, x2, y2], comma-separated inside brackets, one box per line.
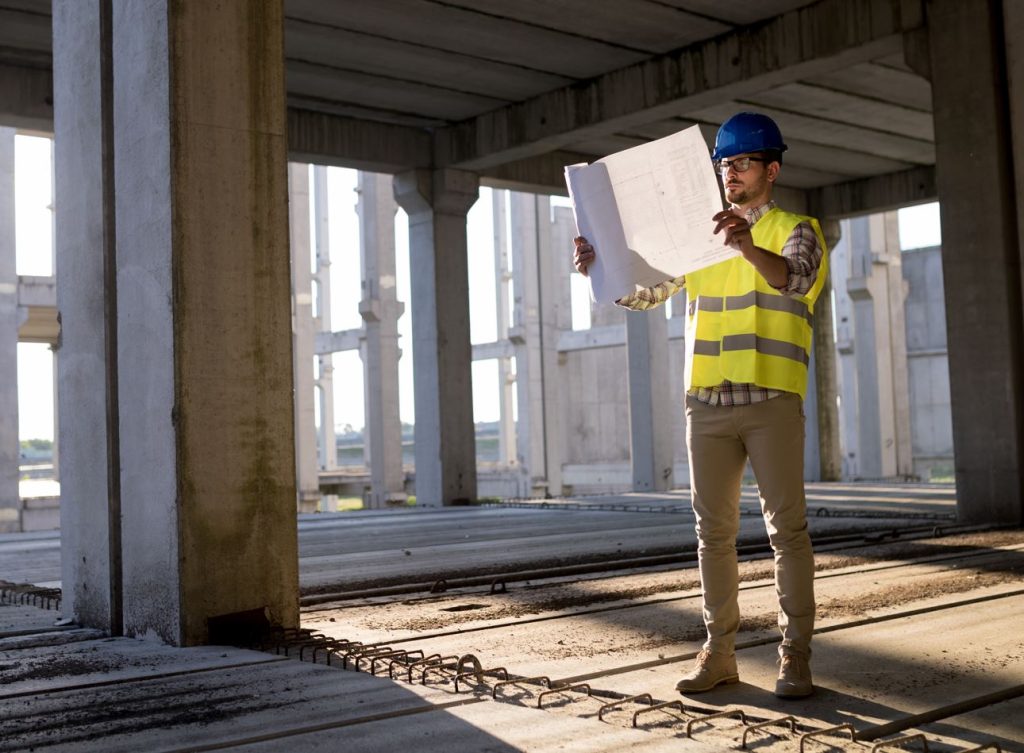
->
[1, 0, 1022, 750]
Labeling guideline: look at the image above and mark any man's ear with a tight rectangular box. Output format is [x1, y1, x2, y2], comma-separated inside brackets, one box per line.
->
[766, 161, 780, 183]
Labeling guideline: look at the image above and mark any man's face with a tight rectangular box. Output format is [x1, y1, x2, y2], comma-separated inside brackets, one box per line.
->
[718, 152, 778, 207]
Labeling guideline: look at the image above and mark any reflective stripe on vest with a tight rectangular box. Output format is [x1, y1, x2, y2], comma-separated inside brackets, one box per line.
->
[694, 291, 814, 326]
[683, 207, 829, 399]
[692, 334, 811, 365]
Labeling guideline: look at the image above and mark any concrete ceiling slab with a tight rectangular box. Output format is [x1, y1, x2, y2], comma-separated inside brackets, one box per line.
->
[431, 0, 734, 53]
[0, 0, 940, 213]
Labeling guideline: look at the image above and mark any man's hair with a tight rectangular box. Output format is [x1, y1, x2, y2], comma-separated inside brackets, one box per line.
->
[761, 149, 783, 166]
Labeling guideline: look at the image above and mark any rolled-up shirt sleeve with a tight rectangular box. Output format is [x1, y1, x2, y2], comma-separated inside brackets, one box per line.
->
[773, 221, 822, 297]
[615, 275, 686, 311]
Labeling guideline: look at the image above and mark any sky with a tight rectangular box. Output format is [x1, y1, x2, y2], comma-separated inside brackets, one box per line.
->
[13, 134, 943, 441]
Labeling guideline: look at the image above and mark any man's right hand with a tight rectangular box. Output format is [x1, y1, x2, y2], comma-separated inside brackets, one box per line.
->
[573, 236, 595, 276]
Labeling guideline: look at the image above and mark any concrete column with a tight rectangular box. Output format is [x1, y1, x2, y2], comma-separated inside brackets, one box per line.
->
[831, 223, 858, 478]
[48, 140, 60, 486]
[812, 220, 843, 481]
[56, 0, 299, 643]
[626, 309, 674, 492]
[289, 163, 320, 513]
[844, 215, 912, 479]
[880, 212, 914, 477]
[50, 348, 59, 483]
[549, 205, 576, 491]
[1006, 1, 1024, 371]
[53, 1, 120, 627]
[492, 190, 516, 468]
[357, 171, 406, 508]
[393, 168, 478, 506]
[510, 192, 565, 497]
[929, 0, 1023, 523]
[312, 166, 336, 477]
[0, 127, 18, 532]
[510, 192, 545, 496]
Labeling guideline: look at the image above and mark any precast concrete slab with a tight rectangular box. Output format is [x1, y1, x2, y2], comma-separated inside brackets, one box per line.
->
[231, 696, 716, 753]
[0, 603, 720, 753]
[0, 602, 68, 638]
[561, 591, 1024, 750]
[297, 495, 952, 593]
[0, 638, 285, 700]
[0, 484, 960, 593]
[302, 542, 1024, 682]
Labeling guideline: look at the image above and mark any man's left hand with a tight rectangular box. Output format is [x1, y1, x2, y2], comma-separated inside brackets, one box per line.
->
[712, 209, 755, 255]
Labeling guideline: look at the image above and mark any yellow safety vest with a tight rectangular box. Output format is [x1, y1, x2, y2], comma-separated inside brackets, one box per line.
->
[683, 207, 829, 399]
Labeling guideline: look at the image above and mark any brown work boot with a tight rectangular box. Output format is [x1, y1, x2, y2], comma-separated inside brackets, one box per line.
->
[774, 654, 813, 698]
[675, 649, 739, 693]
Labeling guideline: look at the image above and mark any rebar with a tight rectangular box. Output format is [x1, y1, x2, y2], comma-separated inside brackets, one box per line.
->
[631, 700, 685, 728]
[800, 723, 857, 753]
[537, 683, 591, 708]
[685, 708, 747, 738]
[597, 694, 653, 721]
[491, 676, 552, 700]
[742, 715, 799, 748]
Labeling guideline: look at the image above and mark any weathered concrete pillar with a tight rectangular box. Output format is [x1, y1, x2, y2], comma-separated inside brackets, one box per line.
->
[492, 190, 516, 468]
[0, 128, 18, 532]
[357, 172, 406, 508]
[393, 169, 478, 506]
[54, 1, 120, 626]
[289, 163, 320, 513]
[626, 309, 674, 492]
[56, 0, 299, 643]
[929, 0, 1023, 523]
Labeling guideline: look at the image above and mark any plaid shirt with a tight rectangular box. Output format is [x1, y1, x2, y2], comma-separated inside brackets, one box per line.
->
[616, 201, 822, 405]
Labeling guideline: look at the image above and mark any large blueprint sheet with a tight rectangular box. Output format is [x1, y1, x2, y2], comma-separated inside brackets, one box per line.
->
[565, 125, 734, 304]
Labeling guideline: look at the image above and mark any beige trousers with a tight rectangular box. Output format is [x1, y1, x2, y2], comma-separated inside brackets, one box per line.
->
[685, 392, 815, 659]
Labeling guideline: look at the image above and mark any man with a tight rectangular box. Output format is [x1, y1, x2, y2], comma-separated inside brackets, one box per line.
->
[573, 112, 828, 699]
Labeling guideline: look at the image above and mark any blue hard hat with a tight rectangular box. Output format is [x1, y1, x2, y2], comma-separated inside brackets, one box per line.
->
[712, 112, 788, 161]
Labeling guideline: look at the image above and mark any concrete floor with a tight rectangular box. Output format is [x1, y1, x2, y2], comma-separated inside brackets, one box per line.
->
[2, 483, 1022, 752]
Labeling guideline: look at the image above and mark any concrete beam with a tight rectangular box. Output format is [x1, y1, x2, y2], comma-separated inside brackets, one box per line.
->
[557, 324, 626, 352]
[479, 151, 591, 196]
[437, 0, 917, 170]
[0, 79, 432, 173]
[0, 63, 52, 131]
[16, 276, 58, 343]
[471, 340, 514, 361]
[16, 275, 56, 307]
[314, 328, 361, 354]
[287, 108, 430, 173]
[807, 165, 937, 220]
